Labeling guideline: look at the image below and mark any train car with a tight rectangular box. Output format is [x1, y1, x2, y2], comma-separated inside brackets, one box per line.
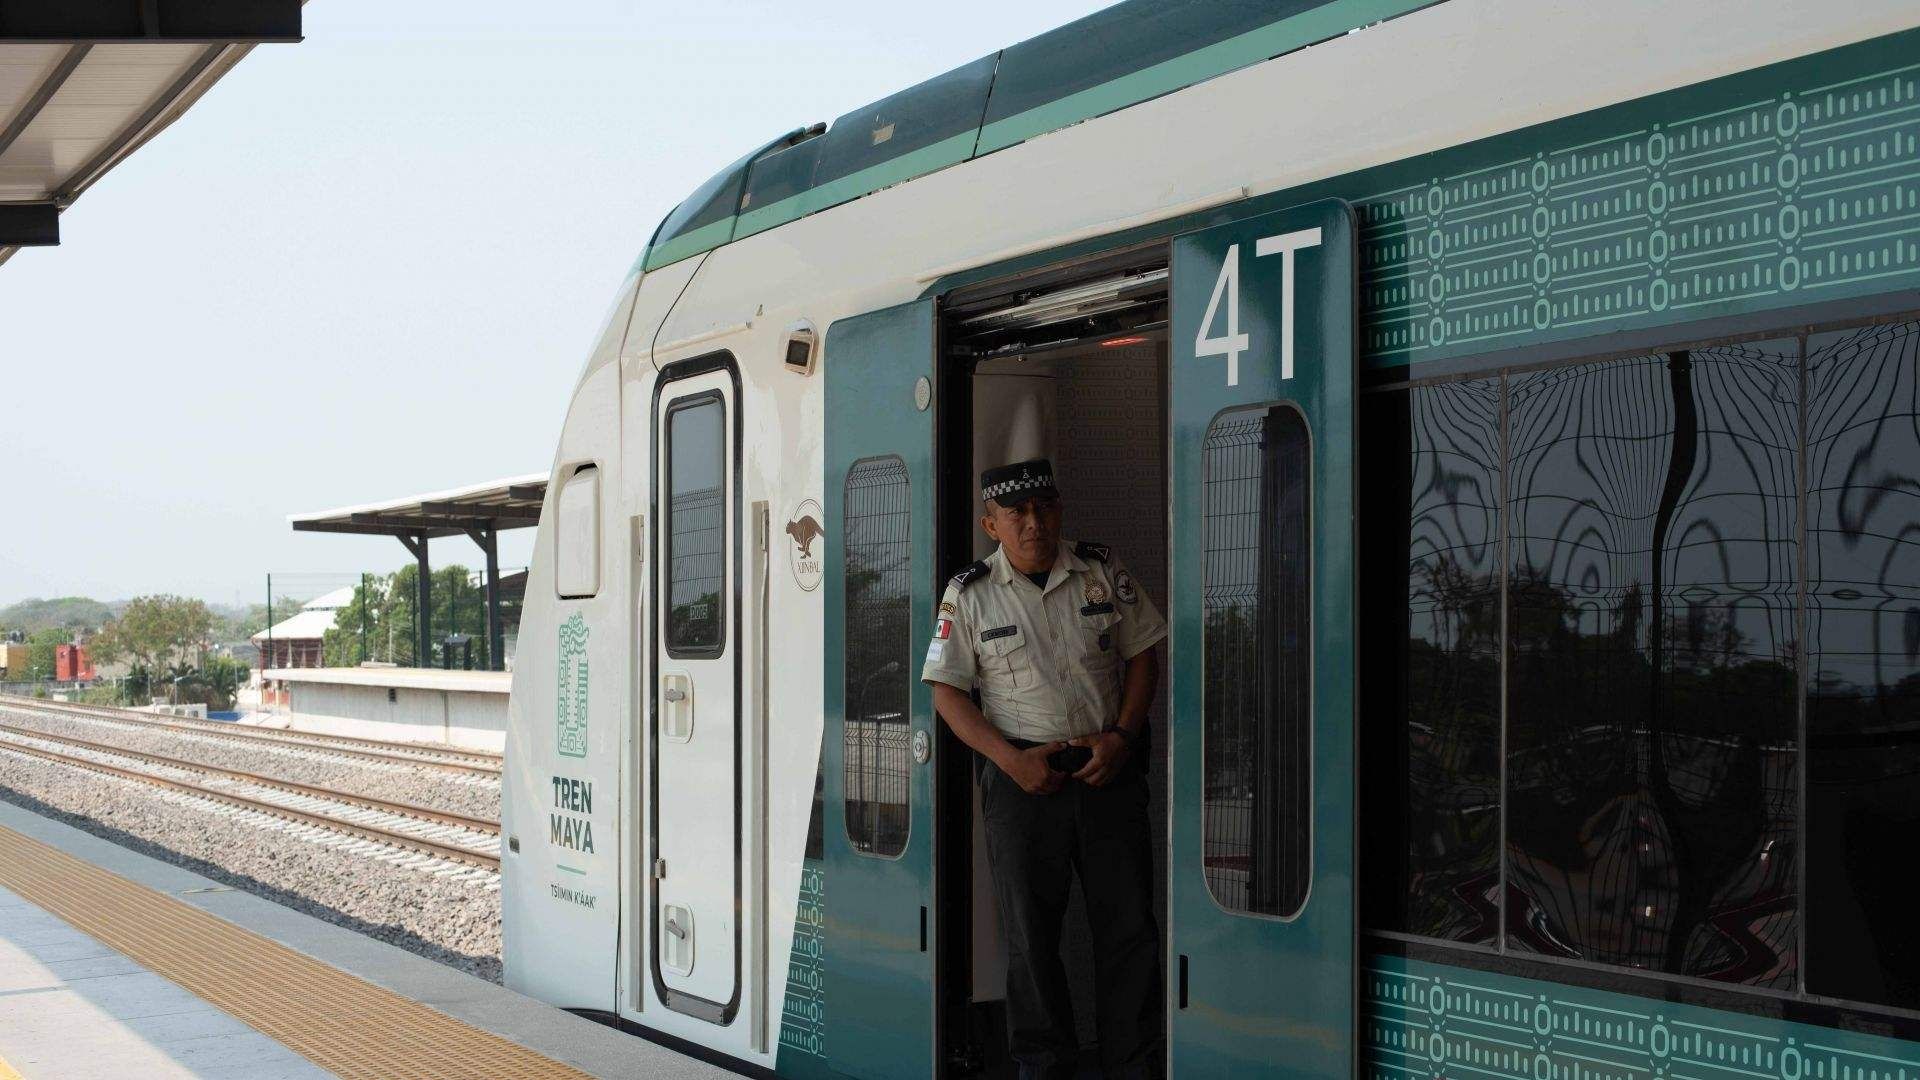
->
[502, 1, 1920, 1075]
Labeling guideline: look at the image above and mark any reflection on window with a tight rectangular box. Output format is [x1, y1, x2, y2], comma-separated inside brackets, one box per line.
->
[1202, 406, 1310, 917]
[1807, 323, 1920, 1010]
[666, 396, 725, 655]
[1504, 349, 1799, 988]
[843, 456, 912, 858]
[1365, 380, 1503, 945]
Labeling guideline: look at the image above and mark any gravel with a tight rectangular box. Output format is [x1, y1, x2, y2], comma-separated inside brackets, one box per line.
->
[0, 704, 499, 820]
[0, 726, 502, 983]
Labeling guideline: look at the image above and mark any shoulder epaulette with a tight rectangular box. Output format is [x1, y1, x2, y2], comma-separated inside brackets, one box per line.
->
[1074, 541, 1110, 563]
[949, 561, 989, 591]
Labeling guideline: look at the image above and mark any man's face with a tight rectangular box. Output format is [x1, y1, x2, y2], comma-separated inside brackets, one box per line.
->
[981, 494, 1063, 568]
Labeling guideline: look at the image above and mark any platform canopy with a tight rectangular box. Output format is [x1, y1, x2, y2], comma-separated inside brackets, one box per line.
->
[288, 472, 548, 539]
[0, 1, 301, 266]
[288, 473, 547, 672]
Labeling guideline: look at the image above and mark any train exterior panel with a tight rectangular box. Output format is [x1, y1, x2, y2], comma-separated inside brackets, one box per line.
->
[503, 0, 1920, 1075]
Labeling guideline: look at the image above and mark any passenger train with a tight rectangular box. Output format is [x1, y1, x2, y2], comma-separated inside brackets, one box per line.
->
[501, 1, 1920, 1074]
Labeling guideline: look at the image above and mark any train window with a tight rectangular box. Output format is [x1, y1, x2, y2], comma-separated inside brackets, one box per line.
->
[1361, 380, 1502, 945]
[665, 395, 726, 656]
[842, 455, 912, 858]
[1201, 405, 1311, 918]
[555, 464, 600, 599]
[1504, 347, 1799, 987]
[1806, 321, 1920, 1010]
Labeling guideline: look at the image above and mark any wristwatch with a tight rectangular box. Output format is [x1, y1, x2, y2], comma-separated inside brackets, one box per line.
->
[1102, 722, 1141, 744]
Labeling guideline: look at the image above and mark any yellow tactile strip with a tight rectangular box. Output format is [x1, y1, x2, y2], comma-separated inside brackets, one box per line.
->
[0, 824, 590, 1080]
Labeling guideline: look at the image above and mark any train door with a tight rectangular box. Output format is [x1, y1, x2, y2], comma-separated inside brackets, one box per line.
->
[822, 300, 940, 1079]
[1167, 199, 1357, 1074]
[652, 356, 742, 1023]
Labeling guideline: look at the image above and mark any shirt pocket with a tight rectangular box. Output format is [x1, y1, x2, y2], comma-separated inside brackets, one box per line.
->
[978, 626, 1033, 689]
[1074, 608, 1123, 670]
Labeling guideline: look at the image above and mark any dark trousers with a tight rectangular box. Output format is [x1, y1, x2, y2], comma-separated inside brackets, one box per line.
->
[979, 748, 1164, 1080]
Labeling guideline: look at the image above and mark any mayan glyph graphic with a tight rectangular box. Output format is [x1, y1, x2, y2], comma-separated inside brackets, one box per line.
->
[557, 613, 590, 758]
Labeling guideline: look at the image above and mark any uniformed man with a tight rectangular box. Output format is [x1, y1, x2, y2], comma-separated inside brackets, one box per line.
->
[922, 458, 1166, 1080]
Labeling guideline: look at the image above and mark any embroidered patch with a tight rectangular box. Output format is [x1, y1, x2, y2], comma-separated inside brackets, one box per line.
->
[934, 618, 952, 640]
[939, 600, 956, 617]
[1080, 602, 1114, 617]
[1114, 569, 1139, 605]
[925, 640, 946, 664]
[1084, 579, 1108, 604]
[980, 625, 1018, 642]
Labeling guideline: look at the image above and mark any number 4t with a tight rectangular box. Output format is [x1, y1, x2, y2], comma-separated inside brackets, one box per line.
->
[1193, 228, 1323, 386]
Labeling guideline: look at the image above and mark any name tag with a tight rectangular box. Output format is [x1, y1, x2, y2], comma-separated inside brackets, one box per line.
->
[1080, 602, 1114, 616]
[980, 625, 1018, 642]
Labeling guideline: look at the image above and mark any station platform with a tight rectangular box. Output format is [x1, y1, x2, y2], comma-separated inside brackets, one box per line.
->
[0, 802, 726, 1079]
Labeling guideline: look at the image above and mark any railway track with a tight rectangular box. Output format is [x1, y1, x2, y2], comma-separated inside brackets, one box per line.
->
[0, 695, 502, 776]
[0, 722, 500, 870]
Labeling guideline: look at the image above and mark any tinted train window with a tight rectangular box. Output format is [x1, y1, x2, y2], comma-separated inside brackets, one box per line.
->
[843, 456, 912, 858]
[1806, 323, 1920, 1010]
[1361, 380, 1503, 945]
[1202, 406, 1310, 917]
[665, 395, 726, 655]
[1504, 348, 1799, 987]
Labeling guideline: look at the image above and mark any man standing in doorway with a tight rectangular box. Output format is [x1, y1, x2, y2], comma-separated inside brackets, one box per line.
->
[922, 458, 1166, 1080]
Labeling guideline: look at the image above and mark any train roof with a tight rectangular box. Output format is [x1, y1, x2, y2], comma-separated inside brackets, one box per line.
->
[637, 0, 1436, 273]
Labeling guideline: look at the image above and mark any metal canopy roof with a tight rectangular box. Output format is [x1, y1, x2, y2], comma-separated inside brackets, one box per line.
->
[289, 473, 548, 540]
[0, 1, 302, 267]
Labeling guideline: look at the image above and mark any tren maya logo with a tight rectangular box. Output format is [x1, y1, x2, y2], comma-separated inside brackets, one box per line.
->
[557, 613, 589, 758]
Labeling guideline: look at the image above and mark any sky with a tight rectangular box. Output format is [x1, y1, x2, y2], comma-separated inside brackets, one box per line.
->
[0, 0, 1112, 609]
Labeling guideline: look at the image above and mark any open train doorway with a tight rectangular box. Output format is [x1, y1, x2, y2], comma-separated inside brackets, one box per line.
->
[935, 245, 1173, 1077]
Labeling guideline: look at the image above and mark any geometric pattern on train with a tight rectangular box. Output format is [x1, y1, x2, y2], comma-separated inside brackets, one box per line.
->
[1364, 956, 1920, 1080]
[1357, 55, 1920, 366]
[781, 867, 827, 1059]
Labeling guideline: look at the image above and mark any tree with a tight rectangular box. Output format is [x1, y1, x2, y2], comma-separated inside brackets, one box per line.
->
[20, 628, 69, 681]
[91, 595, 214, 686]
[321, 565, 493, 668]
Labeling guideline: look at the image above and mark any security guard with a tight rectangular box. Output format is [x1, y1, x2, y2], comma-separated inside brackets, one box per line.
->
[922, 458, 1166, 1080]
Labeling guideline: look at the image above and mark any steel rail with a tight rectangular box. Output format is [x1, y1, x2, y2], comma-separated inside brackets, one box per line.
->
[0, 731, 500, 871]
[0, 720, 498, 835]
[0, 696, 502, 776]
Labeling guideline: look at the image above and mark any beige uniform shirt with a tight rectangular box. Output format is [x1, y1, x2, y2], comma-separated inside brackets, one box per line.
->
[920, 541, 1167, 743]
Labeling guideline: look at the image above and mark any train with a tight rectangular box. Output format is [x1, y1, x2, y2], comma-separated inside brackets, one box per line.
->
[499, 1, 1920, 1075]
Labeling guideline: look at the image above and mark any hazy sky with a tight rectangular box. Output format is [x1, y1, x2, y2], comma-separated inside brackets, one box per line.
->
[0, 1, 1110, 608]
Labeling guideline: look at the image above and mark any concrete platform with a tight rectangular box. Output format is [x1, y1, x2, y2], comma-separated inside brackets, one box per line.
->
[0, 800, 727, 1079]
[259, 667, 511, 751]
[0, 885, 329, 1079]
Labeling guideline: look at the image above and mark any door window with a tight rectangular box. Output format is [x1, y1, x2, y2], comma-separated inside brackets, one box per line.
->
[1201, 405, 1312, 917]
[842, 455, 912, 858]
[665, 395, 726, 656]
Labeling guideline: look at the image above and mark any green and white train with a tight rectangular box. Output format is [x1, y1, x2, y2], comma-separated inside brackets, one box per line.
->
[501, 1, 1920, 1074]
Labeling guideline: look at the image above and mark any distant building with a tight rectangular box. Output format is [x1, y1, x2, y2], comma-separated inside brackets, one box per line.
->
[54, 644, 94, 682]
[250, 586, 354, 669]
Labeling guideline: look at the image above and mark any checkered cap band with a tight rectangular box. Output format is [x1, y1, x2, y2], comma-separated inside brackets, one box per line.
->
[981, 460, 1057, 503]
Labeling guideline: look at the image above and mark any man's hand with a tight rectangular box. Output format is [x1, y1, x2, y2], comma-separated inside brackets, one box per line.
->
[1069, 730, 1131, 787]
[1003, 740, 1068, 795]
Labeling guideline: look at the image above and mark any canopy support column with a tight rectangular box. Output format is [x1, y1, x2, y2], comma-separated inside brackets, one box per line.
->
[398, 532, 431, 666]
[466, 525, 502, 671]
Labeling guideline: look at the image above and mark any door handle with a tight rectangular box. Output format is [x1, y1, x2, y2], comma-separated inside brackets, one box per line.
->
[661, 672, 693, 741]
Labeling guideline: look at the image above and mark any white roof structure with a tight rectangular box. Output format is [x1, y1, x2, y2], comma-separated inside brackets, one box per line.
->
[251, 586, 355, 646]
[289, 473, 548, 539]
[1, 5, 301, 266]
